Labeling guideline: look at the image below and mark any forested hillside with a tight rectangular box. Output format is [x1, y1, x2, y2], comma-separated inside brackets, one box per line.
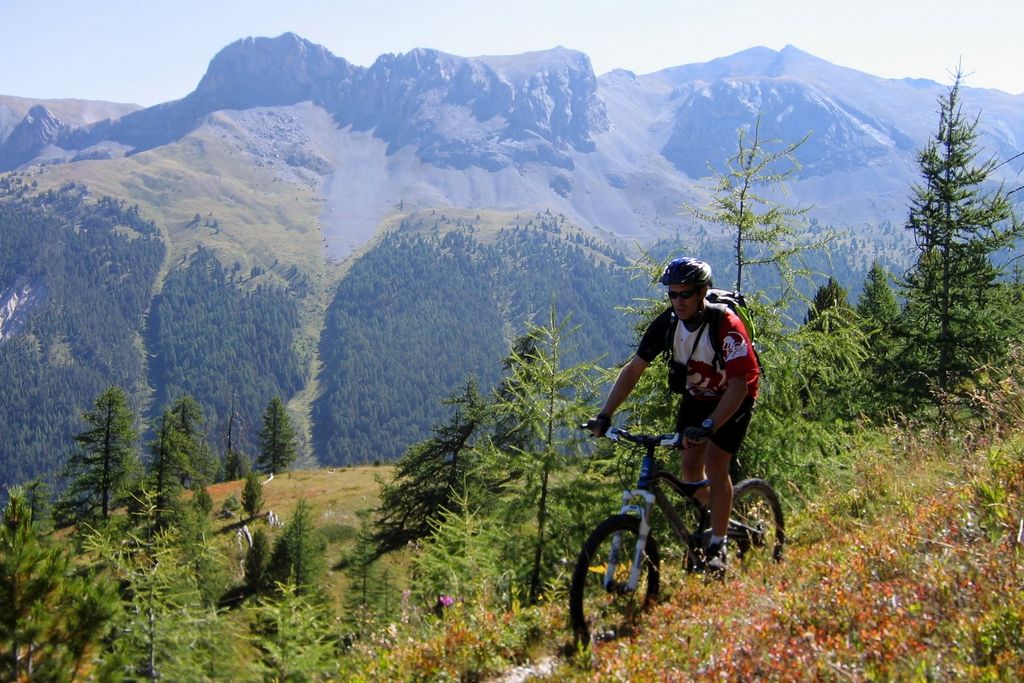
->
[313, 211, 649, 465]
[0, 179, 164, 485]
[0, 181, 663, 485]
[147, 247, 306, 458]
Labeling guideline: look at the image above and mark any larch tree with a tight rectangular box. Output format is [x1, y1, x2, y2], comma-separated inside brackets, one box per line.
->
[242, 471, 264, 521]
[267, 500, 326, 594]
[1, 487, 118, 680]
[370, 379, 491, 557]
[56, 386, 141, 524]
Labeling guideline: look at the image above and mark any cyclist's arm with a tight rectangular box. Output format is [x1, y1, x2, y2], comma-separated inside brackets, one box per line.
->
[706, 375, 748, 432]
[598, 354, 649, 420]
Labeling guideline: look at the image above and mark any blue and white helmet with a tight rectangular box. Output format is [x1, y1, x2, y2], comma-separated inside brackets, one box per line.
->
[659, 258, 713, 287]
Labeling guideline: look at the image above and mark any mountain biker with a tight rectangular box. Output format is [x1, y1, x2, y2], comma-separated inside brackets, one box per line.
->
[590, 257, 760, 576]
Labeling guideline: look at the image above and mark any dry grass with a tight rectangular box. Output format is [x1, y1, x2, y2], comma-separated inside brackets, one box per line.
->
[206, 465, 398, 609]
[331, 426, 1024, 681]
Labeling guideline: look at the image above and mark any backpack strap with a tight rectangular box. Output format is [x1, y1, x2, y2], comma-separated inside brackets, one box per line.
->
[665, 310, 712, 366]
[665, 312, 677, 361]
[703, 303, 728, 370]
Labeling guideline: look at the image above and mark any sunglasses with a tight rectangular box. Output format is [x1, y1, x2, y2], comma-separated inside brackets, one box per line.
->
[667, 289, 699, 300]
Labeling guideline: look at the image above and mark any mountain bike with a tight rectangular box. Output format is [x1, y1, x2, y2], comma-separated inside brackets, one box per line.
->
[569, 424, 785, 647]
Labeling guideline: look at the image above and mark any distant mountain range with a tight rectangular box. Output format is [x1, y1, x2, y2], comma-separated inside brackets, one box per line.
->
[2, 33, 1023, 486]
[2, 33, 1022, 250]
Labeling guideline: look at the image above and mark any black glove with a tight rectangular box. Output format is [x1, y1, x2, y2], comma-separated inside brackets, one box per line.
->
[591, 412, 611, 437]
[682, 425, 712, 444]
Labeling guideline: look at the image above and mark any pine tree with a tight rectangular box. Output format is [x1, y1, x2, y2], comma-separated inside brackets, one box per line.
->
[242, 471, 264, 521]
[371, 379, 491, 557]
[245, 528, 271, 595]
[690, 114, 823, 294]
[855, 261, 903, 418]
[248, 582, 340, 680]
[267, 501, 325, 594]
[343, 510, 395, 629]
[411, 488, 508, 609]
[223, 447, 252, 482]
[857, 261, 900, 325]
[899, 69, 1023, 412]
[56, 386, 141, 524]
[222, 393, 251, 481]
[488, 307, 594, 603]
[806, 277, 852, 328]
[146, 409, 191, 528]
[86, 489, 242, 680]
[168, 396, 218, 486]
[258, 397, 298, 474]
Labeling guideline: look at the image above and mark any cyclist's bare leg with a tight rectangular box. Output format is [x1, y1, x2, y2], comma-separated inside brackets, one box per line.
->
[680, 444, 710, 507]
[704, 443, 733, 537]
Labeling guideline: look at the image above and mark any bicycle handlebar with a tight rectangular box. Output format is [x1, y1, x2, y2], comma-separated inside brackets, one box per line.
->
[581, 422, 680, 448]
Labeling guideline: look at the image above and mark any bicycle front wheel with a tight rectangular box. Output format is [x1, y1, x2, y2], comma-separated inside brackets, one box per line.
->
[568, 514, 660, 648]
[729, 478, 785, 565]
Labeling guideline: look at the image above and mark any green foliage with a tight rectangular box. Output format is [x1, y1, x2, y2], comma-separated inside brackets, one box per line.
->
[805, 277, 850, 327]
[245, 528, 271, 595]
[258, 396, 298, 474]
[486, 308, 597, 603]
[0, 185, 164, 488]
[854, 262, 904, 419]
[268, 500, 326, 594]
[247, 582, 341, 681]
[411, 487, 512, 610]
[897, 70, 1024, 415]
[0, 487, 119, 680]
[148, 248, 304, 461]
[690, 114, 828, 294]
[85, 488, 243, 680]
[167, 395, 218, 486]
[856, 261, 900, 324]
[221, 397, 251, 482]
[223, 447, 252, 482]
[55, 386, 142, 524]
[242, 471, 264, 520]
[342, 511, 399, 631]
[313, 219, 646, 465]
[145, 409, 192, 528]
[371, 379, 492, 556]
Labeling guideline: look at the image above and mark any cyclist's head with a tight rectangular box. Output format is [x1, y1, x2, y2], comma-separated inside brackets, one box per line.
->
[659, 258, 712, 288]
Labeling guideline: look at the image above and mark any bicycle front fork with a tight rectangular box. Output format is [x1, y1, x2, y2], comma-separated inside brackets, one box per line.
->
[607, 490, 656, 594]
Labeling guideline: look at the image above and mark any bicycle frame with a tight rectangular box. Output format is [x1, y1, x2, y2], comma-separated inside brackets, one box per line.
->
[605, 435, 710, 594]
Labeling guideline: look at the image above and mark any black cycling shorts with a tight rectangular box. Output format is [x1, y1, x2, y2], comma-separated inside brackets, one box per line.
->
[675, 394, 755, 456]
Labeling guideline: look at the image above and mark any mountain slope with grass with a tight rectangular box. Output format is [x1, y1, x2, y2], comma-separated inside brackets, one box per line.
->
[331, 397, 1024, 681]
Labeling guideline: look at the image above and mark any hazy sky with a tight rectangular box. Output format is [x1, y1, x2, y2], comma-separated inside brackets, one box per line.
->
[3, 0, 1021, 106]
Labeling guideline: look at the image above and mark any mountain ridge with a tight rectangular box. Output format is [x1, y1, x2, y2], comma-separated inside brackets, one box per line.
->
[2, 33, 1020, 243]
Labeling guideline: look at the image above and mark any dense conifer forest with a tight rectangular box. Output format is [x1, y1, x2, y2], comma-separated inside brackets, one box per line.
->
[0, 181, 164, 486]
[147, 247, 305, 458]
[313, 214, 649, 465]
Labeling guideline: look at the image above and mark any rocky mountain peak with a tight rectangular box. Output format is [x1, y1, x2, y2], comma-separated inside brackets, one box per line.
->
[190, 32, 358, 111]
[0, 105, 70, 170]
[341, 44, 608, 169]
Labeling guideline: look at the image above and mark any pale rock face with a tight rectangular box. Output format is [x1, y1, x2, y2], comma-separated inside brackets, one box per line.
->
[0, 279, 45, 342]
[1, 36, 1021, 239]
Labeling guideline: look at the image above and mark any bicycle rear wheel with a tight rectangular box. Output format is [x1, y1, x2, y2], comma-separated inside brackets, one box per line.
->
[568, 514, 660, 648]
[729, 478, 785, 565]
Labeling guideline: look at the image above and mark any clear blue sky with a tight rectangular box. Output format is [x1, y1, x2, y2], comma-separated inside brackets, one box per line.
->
[3, 0, 1022, 106]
